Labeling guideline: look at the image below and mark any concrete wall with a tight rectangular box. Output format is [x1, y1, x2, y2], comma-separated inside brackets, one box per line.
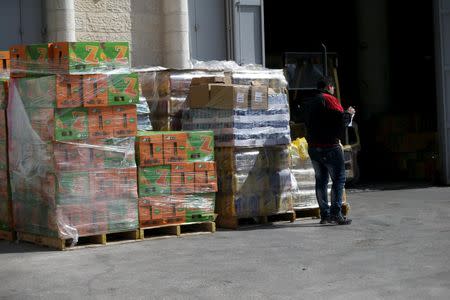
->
[73, 0, 166, 67]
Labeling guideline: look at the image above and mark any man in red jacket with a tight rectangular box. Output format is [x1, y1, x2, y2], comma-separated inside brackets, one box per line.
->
[302, 77, 355, 225]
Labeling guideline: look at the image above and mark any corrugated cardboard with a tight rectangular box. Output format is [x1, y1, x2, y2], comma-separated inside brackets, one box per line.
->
[187, 84, 210, 108]
[250, 85, 268, 110]
[209, 84, 250, 109]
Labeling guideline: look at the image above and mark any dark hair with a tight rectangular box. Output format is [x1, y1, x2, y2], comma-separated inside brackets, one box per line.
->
[317, 77, 334, 90]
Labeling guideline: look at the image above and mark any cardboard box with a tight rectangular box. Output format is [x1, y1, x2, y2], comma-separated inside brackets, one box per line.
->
[52, 42, 102, 73]
[108, 73, 139, 106]
[138, 198, 152, 223]
[194, 162, 218, 193]
[100, 42, 130, 68]
[171, 162, 195, 194]
[27, 108, 55, 141]
[0, 51, 10, 73]
[250, 85, 268, 110]
[59, 204, 94, 236]
[209, 84, 250, 109]
[82, 74, 108, 107]
[55, 75, 83, 108]
[138, 166, 171, 196]
[55, 107, 89, 141]
[187, 131, 214, 162]
[112, 105, 137, 137]
[136, 132, 164, 166]
[163, 132, 188, 163]
[187, 84, 210, 108]
[88, 107, 114, 139]
[10, 44, 52, 77]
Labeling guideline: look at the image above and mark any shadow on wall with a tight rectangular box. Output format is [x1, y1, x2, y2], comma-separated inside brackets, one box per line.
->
[130, 0, 164, 67]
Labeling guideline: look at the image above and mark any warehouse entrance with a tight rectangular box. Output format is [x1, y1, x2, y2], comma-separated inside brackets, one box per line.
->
[264, 0, 439, 185]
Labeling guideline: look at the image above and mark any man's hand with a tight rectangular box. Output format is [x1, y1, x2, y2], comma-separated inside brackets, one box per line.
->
[347, 106, 356, 115]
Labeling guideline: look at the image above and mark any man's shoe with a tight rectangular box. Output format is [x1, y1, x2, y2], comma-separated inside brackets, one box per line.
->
[330, 216, 352, 225]
[319, 218, 330, 225]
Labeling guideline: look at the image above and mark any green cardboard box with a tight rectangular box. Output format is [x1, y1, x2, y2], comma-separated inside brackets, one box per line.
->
[187, 131, 214, 162]
[100, 42, 130, 68]
[55, 108, 89, 141]
[138, 166, 171, 196]
[53, 42, 103, 73]
[107, 73, 139, 105]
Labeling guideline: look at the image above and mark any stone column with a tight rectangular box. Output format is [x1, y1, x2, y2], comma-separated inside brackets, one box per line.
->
[46, 0, 76, 42]
[162, 0, 191, 69]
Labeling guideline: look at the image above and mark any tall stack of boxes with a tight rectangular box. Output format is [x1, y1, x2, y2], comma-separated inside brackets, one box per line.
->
[136, 130, 216, 227]
[8, 42, 140, 242]
[0, 53, 11, 236]
[183, 68, 294, 220]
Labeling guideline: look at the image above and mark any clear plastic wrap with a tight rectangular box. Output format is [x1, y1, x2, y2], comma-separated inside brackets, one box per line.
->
[289, 140, 332, 209]
[136, 130, 216, 227]
[133, 67, 171, 131]
[215, 146, 293, 218]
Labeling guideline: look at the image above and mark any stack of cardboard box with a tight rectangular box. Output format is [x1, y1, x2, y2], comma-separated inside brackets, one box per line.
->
[8, 42, 140, 242]
[136, 130, 217, 227]
[183, 68, 294, 220]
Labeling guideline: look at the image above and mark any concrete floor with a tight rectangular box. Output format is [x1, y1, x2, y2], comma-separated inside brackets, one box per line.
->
[1, 187, 450, 299]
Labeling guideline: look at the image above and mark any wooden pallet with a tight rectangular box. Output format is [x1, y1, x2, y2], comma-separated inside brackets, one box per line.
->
[294, 203, 351, 219]
[17, 229, 140, 251]
[140, 221, 216, 240]
[0, 230, 15, 241]
[216, 211, 296, 230]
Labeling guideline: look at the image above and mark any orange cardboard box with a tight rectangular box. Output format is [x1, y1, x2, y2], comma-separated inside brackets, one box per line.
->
[171, 163, 195, 194]
[171, 195, 187, 217]
[55, 75, 83, 108]
[112, 105, 137, 137]
[163, 132, 188, 163]
[138, 198, 152, 223]
[83, 74, 108, 107]
[194, 162, 218, 193]
[0, 51, 10, 73]
[88, 107, 114, 139]
[9, 46, 26, 77]
[137, 133, 164, 167]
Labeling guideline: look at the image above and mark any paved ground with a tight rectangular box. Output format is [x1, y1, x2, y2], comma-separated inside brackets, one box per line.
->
[1, 186, 450, 299]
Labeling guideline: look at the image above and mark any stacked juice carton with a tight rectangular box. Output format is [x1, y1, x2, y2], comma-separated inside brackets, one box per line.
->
[136, 130, 217, 226]
[7, 42, 139, 243]
[0, 51, 12, 235]
[182, 68, 294, 220]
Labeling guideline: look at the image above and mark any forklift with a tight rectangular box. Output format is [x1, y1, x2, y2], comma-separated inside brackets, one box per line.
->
[284, 45, 361, 184]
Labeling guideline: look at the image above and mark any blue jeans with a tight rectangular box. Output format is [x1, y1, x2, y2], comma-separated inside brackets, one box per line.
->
[308, 145, 346, 219]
